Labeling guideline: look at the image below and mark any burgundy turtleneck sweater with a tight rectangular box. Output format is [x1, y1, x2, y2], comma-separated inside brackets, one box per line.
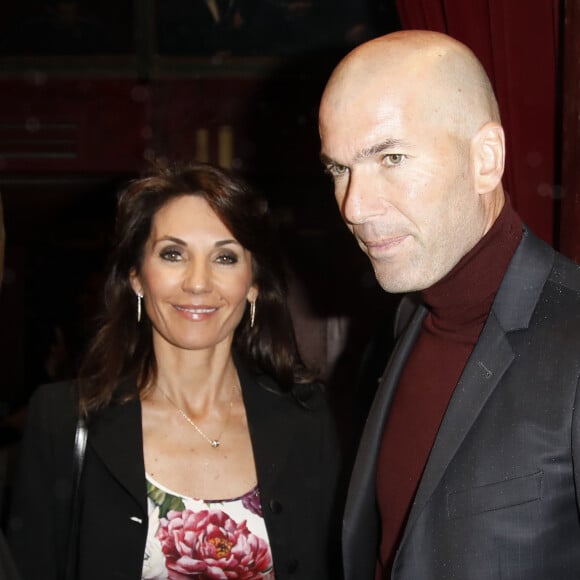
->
[375, 197, 523, 578]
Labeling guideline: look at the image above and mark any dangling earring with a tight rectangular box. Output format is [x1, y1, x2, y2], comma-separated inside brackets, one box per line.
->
[249, 300, 256, 328]
[137, 293, 143, 322]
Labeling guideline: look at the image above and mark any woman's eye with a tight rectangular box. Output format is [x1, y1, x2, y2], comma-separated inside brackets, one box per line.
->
[159, 248, 182, 262]
[384, 154, 405, 166]
[216, 253, 238, 265]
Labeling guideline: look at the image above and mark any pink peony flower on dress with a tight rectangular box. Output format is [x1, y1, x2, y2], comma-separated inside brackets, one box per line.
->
[157, 508, 273, 579]
[241, 488, 263, 518]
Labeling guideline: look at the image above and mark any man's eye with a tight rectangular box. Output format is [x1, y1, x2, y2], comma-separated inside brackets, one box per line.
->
[160, 249, 182, 262]
[326, 163, 349, 178]
[384, 154, 405, 166]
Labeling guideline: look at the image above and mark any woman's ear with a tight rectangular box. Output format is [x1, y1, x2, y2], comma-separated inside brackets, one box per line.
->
[247, 286, 259, 303]
[472, 121, 505, 194]
[129, 269, 142, 296]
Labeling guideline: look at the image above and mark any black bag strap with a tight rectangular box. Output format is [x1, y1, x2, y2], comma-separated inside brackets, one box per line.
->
[64, 416, 87, 580]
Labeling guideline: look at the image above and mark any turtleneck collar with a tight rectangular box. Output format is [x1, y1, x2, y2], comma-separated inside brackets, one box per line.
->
[420, 195, 523, 339]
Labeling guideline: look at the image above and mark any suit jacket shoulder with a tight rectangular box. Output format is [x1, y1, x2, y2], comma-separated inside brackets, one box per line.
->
[343, 227, 580, 580]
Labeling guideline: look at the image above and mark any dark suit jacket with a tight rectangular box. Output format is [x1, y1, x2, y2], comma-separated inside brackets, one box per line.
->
[8, 360, 342, 580]
[343, 228, 580, 580]
[0, 531, 20, 580]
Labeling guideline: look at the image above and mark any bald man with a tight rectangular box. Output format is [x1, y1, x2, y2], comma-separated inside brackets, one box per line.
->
[320, 30, 580, 580]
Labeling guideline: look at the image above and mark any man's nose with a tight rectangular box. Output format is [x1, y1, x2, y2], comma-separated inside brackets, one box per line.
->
[340, 168, 385, 225]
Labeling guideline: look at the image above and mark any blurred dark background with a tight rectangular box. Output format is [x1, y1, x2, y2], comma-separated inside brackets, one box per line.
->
[0, 0, 401, 406]
[1, 0, 580, 516]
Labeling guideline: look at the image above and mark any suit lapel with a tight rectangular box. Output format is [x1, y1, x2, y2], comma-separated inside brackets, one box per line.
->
[401, 228, 555, 547]
[402, 313, 514, 536]
[343, 302, 426, 580]
[88, 393, 147, 515]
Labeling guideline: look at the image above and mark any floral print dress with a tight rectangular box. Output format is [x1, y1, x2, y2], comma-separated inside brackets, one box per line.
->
[142, 474, 275, 579]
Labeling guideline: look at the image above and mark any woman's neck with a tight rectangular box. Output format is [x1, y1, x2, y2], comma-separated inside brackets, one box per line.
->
[148, 338, 239, 408]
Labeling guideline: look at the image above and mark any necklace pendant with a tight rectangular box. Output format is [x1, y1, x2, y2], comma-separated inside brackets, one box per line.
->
[211, 440, 220, 448]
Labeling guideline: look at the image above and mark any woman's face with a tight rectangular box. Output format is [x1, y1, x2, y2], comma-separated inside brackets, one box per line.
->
[130, 195, 257, 354]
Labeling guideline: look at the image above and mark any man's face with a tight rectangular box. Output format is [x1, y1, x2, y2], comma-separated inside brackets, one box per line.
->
[319, 80, 489, 293]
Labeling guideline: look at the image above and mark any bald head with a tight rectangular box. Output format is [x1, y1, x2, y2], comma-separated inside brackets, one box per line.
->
[319, 31, 506, 293]
[322, 30, 500, 141]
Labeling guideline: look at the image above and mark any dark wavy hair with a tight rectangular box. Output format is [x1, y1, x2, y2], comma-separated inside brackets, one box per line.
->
[77, 162, 309, 415]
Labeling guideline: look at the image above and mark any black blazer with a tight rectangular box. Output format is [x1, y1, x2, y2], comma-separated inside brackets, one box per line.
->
[0, 531, 20, 580]
[8, 360, 342, 580]
[343, 228, 580, 580]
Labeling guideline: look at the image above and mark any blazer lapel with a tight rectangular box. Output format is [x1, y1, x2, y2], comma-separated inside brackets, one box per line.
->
[401, 227, 555, 546]
[88, 394, 147, 515]
[235, 361, 296, 497]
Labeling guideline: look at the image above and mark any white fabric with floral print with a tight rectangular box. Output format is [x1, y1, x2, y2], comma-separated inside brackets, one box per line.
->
[142, 474, 275, 579]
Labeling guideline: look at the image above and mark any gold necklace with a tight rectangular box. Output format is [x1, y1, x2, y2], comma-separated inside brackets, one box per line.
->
[160, 384, 238, 449]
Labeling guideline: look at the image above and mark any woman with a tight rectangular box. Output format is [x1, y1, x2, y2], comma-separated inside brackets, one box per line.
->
[7, 162, 341, 579]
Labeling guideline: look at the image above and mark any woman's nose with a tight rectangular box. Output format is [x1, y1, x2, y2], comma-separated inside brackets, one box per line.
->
[182, 261, 211, 293]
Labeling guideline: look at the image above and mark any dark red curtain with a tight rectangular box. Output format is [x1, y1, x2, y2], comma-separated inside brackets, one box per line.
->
[396, 0, 560, 245]
[560, 0, 580, 262]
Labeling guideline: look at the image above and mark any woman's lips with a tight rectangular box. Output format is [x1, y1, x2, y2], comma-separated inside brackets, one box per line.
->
[174, 305, 218, 320]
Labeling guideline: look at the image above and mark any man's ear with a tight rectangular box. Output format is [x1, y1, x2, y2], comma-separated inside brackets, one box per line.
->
[472, 122, 505, 194]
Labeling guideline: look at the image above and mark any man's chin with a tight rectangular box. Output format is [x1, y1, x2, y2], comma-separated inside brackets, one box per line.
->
[374, 269, 412, 294]
[372, 261, 431, 294]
